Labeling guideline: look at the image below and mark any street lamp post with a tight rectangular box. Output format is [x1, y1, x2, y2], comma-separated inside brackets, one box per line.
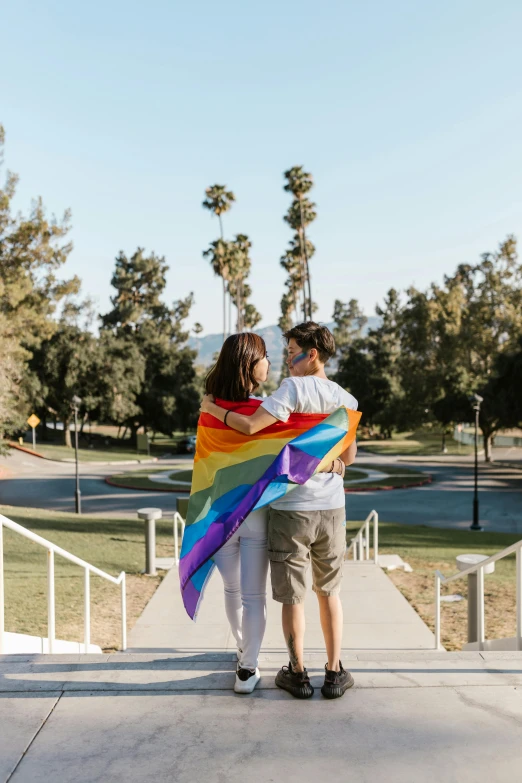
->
[72, 395, 82, 515]
[470, 393, 483, 531]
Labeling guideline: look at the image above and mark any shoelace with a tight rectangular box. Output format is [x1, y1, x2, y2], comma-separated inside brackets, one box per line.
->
[282, 665, 310, 682]
[325, 663, 345, 682]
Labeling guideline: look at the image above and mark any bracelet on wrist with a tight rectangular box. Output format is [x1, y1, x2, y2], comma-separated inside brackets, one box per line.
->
[224, 410, 231, 427]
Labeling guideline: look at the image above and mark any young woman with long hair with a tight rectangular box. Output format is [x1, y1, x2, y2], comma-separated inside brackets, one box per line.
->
[203, 332, 271, 694]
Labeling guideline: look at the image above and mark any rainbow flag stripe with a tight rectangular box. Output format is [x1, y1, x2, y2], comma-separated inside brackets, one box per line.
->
[179, 398, 361, 619]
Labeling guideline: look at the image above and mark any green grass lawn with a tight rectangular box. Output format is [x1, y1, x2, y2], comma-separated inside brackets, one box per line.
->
[18, 430, 193, 463]
[346, 520, 520, 650]
[359, 430, 475, 457]
[344, 463, 430, 489]
[0, 505, 182, 651]
[31, 443, 155, 463]
[107, 468, 191, 492]
[109, 463, 430, 493]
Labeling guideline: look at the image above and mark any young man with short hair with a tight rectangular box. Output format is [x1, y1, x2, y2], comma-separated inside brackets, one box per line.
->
[202, 322, 357, 699]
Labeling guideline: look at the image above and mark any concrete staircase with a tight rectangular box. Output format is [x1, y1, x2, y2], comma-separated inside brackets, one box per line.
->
[2, 563, 521, 782]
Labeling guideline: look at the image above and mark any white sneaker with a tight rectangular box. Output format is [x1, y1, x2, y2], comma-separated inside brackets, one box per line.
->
[234, 667, 261, 694]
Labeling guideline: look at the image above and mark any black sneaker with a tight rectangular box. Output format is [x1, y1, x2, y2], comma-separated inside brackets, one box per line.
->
[275, 663, 314, 699]
[321, 661, 354, 699]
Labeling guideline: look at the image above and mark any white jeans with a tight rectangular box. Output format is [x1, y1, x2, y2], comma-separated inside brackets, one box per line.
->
[212, 509, 268, 670]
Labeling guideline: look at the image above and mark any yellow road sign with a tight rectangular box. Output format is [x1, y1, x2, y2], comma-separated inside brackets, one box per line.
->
[27, 414, 41, 429]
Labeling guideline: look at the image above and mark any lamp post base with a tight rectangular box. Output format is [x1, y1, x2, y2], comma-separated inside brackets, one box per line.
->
[470, 498, 482, 531]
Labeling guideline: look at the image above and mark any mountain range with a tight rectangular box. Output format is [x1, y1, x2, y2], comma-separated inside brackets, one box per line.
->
[188, 318, 380, 374]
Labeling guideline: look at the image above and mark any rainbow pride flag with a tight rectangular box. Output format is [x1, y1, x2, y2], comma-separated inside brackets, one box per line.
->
[179, 399, 361, 619]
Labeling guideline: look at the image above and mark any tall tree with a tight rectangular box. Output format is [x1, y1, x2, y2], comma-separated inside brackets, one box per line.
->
[203, 237, 232, 329]
[332, 299, 368, 353]
[202, 184, 235, 341]
[226, 234, 261, 331]
[101, 249, 200, 440]
[29, 314, 99, 447]
[283, 166, 316, 319]
[0, 123, 78, 445]
[0, 317, 24, 452]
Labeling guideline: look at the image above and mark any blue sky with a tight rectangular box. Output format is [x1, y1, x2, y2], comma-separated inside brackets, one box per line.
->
[1, 0, 521, 334]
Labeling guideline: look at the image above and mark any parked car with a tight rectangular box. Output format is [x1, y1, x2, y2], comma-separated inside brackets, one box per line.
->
[177, 435, 197, 454]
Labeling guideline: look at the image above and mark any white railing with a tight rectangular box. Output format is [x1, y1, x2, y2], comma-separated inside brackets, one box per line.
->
[434, 540, 522, 651]
[0, 513, 126, 655]
[345, 510, 379, 564]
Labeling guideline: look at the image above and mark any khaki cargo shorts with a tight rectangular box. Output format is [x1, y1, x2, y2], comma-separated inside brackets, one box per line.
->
[268, 507, 346, 604]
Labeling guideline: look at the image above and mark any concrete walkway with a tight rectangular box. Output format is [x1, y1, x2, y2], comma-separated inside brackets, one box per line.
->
[3, 564, 522, 781]
[1, 651, 522, 782]
[128, 562, 435, 653]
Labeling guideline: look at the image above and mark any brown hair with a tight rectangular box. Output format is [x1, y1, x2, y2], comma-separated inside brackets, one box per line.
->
[284, 321, 336, 363]
[205, 333, 267, 402]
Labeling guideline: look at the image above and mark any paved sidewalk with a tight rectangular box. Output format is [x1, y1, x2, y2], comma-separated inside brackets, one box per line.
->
[1, 651, 522, 782]
[128, 562, 435, 653]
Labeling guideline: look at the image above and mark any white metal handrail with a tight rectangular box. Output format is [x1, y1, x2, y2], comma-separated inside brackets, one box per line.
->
[345, 510, 379, 564]
[0, 513, 126, 655]
[434, 539, 522, 651]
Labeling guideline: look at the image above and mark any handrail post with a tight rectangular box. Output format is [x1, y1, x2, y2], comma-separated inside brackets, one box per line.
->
[174, 514, 179, 566]
[84, 567, 90, 653]
[47, 549, 55, 654]
[435, 572, 441, 650]
[516, 547, 522, 650]
[0, 521, 4, 655]
[477, 566, 485, 651]
[120, 573, 127, 651]
[374, 511, 379, 565]
[365, 517, 370, 560]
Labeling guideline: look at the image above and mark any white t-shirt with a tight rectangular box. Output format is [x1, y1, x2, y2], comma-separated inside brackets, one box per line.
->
[261, 376, 358, 510]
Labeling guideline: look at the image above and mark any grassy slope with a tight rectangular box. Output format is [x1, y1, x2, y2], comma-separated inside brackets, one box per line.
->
[346, 521, 520, 650]
[0, 505, 179, 651]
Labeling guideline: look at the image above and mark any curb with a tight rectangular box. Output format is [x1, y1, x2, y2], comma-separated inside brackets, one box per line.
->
[344, 477, 432, 493]
[105, 476, 191, 492]
[8, 442, 158, 466]
[8, 442, 46, 459]
[105, 475, 433, 494]
[491, 461, 522, 472]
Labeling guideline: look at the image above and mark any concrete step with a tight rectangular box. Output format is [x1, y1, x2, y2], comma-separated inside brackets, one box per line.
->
[1, 650, 522, 692]
[2, 631, 102, 655]
[1, 652, 522, 783]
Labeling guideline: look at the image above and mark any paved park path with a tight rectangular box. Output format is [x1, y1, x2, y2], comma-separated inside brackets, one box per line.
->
[128, 562, 435, 652]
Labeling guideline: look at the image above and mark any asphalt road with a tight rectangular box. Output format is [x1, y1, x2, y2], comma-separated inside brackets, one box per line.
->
[1, 447, 522, 534]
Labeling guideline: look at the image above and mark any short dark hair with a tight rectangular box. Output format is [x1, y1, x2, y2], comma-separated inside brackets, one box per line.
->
[283, 321, 336, 363]
[205, 332, 267, 402]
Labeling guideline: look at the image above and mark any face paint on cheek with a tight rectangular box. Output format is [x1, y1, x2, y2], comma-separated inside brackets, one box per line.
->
[291, 352, 308, 367]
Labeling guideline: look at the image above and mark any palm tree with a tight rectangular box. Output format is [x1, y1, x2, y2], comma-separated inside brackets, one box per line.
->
[280, 242, 306, 321]
[228, 234, 254, 332]
[284, 167, 315, 320]
[203, 239, 233, 337]
[202, 185, 236, 341]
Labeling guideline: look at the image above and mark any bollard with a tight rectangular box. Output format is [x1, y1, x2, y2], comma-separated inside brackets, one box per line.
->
[137, 508, 162, 575]
[456, 554, 495, 643]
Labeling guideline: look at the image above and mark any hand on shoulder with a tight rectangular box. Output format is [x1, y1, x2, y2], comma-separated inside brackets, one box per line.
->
[200, 393, 215, 413]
